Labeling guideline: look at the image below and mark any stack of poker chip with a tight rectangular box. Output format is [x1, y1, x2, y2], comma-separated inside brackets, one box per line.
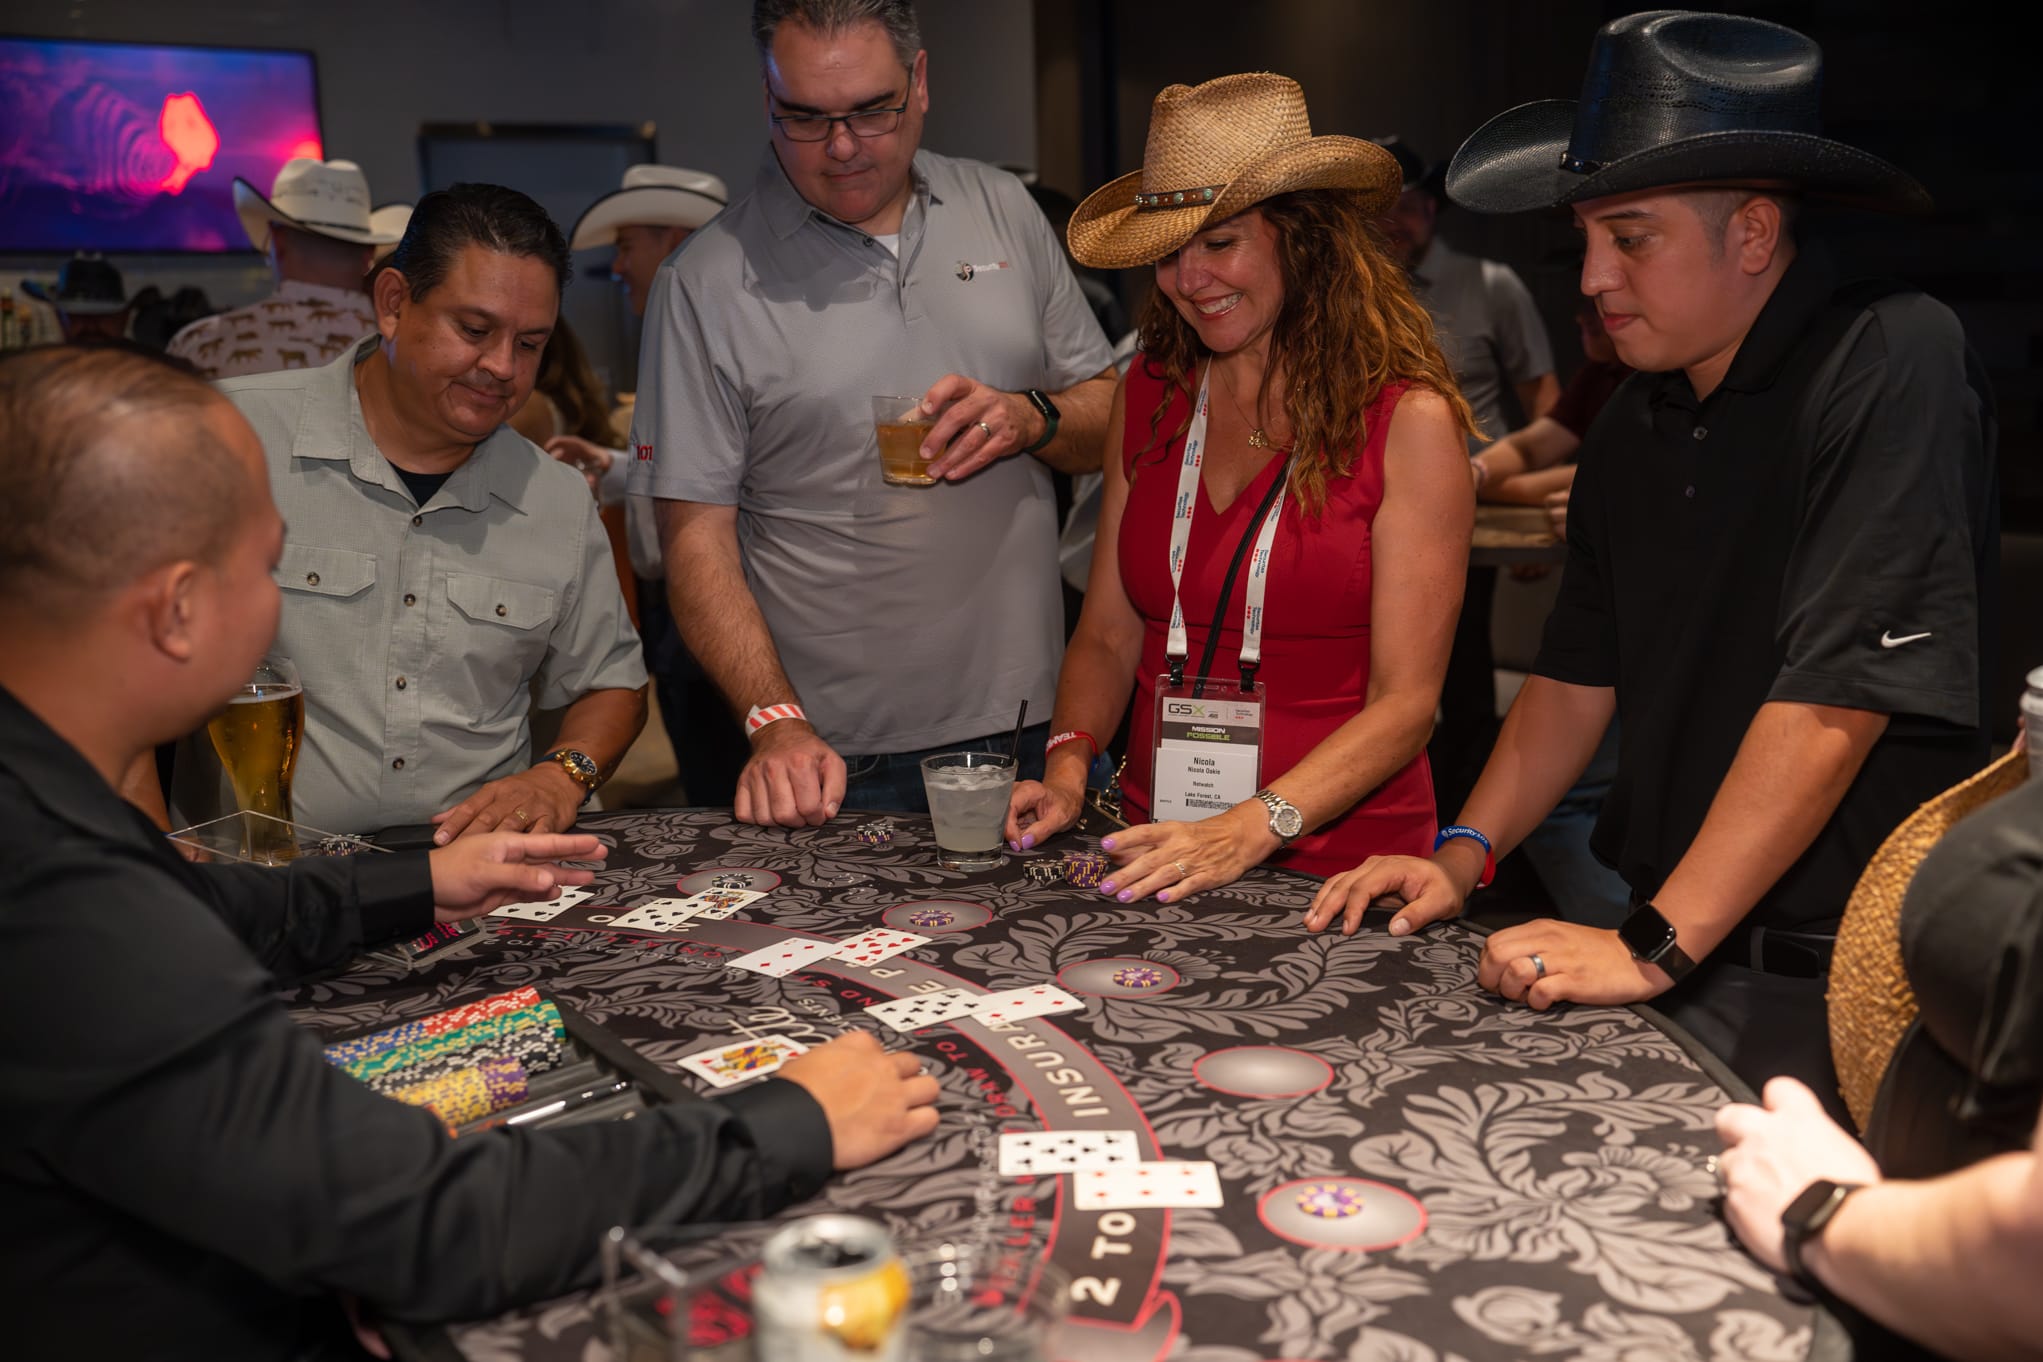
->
[855, 819, 894, 847]
[1062, 850, 1110, 888]
[339, 1002, 568, 1096]
[1022, 859, 1064, 886]
[321, 986, 543, 1067]
[389, 1054, 531, 1128]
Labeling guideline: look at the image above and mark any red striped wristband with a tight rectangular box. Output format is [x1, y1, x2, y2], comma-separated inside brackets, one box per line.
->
[745, 702, 807, 735]
[1045, 730, 1097, 758]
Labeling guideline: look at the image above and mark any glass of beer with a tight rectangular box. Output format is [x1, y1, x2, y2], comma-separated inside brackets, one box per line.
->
[872, 394, 937, 486]
[207, 655, 304, 862]
[919, 752, 1016, 871]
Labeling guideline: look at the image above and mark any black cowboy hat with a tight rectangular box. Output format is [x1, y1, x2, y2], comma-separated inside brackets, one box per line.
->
[1445, 10, 1930, 215]
[22, 253, 132, 315]
[1369, 135, 1445, 198]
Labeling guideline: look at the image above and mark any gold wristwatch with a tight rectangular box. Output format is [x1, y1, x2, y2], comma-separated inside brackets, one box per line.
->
[546, 748, 602, 806]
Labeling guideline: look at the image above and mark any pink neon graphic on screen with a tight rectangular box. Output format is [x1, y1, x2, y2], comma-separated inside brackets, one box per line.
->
[158, 92, 219, 192]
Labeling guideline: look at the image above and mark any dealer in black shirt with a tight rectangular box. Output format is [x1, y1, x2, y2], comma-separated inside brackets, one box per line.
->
[1306, 12, 1998, 1111]
[0, 345, 940, 1360]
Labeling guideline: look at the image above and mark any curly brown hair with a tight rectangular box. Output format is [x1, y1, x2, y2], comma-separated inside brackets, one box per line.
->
[1133, 188, 1476, 517]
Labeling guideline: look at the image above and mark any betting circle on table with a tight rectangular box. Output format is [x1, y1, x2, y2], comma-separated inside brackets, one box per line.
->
[284, 809, 1816, 1362]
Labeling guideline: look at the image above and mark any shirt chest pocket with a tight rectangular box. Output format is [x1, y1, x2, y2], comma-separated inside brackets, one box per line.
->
[278, 545, 377, 600]
[444, 573, 557, 716]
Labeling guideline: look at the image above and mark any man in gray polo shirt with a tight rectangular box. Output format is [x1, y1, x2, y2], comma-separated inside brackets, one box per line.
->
[632, 0, 1116, 826]
[208, 184, 648, 839]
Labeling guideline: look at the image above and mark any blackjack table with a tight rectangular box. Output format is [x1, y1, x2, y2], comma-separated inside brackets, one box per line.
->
[283, 808, 1832, 1362]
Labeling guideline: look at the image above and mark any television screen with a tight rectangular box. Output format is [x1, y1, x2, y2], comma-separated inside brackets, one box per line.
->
[0, 36, 323, 253]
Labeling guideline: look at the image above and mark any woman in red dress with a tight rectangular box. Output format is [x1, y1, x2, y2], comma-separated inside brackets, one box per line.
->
[1005, 73, 1475, 901]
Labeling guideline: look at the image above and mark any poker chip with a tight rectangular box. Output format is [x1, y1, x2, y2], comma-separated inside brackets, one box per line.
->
[709, 874, 751, 891]
[1062, 851, 1109, 888]
[1109, 964, 1168, 989]
[855, 819, 894, 847]
[391, 1055, 531, 1129]
[321, 987, 543, 1065]
[1295, 1182, 1368, 1219]
[1022, 860, 1064, 886]
[336, 1002, 567, 1091]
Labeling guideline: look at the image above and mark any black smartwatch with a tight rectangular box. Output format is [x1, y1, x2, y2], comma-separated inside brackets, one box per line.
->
[1617, 902, 1697, 982]
[1020, 388, 1060, 453]
[1781, 1179, 1864, 1290]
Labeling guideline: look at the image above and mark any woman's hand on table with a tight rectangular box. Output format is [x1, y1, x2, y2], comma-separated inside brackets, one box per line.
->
[1478, 918, 1670, 1009]
[427, 832, 605, 923]
[1005, 777, 1085, 850]
[1095, 804, 1278, 905]
[778, 1032, 942, 1170]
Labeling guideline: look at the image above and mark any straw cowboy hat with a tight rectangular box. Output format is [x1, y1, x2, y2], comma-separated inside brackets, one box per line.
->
[1446, 10, 1930, 215]
[1068, 72, 1401, 270]
[568, 165, 729, 251]
[368, 203, 413, 264]
[234, 158, 402, 251]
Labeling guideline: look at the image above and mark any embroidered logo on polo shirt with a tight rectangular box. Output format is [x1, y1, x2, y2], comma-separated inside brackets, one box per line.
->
[1879, 630, 1932, 648]
[955, 259, 1011, 281]
[634, 441, 654, 463]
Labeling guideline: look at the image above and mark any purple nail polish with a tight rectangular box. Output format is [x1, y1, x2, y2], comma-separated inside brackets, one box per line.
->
[1117, 890, 1134, 903]
[1101, 837, 1116, 850]
[1100, 881, 1116, 894]
[1008, 841, 1020, 852]
[1157, 891, 1171, 903]
[1021, 835, 1035, 849]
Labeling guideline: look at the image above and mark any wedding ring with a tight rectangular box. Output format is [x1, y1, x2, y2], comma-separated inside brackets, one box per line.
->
[1706, 1153, 1726, 1192]
[511, 808, 529, 825]
[975, 420, 994, 439]
[1173, 860, 1191, 877]
[1530, 953, 1547, 980]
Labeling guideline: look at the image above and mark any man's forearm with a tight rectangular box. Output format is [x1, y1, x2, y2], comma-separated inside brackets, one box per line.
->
[1031, 370, 1117, 475]
[1811, 1151, 2043, 1361]
[1455, 675, 1618, 869]
[1486, 465, 1576, 506]
[1651, 700, 1887, 960]
[655, 501, 801, 723]
[548, 687, 649, 781]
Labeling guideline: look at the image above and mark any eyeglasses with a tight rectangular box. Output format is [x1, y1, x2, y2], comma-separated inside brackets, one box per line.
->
[771, 101, 909, 143]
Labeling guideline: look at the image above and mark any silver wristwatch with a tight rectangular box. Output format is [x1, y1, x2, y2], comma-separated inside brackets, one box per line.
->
[1255, 788, 1304, 844]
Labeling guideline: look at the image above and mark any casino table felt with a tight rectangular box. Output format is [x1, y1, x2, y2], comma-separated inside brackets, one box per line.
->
[284, 809, 1820, 1362]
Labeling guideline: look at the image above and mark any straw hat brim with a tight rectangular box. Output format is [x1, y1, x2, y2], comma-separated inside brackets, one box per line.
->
[568, 184, 727, 251]
[1068, 134, 1402, 270]
[233, 177, 400, 252]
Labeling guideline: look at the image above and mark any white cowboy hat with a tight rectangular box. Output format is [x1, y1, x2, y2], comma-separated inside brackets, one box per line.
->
[368, 203, 412, 264]
[234, 159, 401, 252]
[569, 164, 728, 251]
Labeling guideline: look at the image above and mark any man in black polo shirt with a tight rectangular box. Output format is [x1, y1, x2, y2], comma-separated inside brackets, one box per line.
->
[1305, 11, 1997, 1110]
[0, 345, 940, 1360]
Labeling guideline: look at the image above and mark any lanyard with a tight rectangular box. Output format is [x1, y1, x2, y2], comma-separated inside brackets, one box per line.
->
[1165, 365, 1289, 690]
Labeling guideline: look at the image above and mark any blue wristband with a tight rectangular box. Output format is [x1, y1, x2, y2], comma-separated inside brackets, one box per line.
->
[1434, 825, 1496, 889]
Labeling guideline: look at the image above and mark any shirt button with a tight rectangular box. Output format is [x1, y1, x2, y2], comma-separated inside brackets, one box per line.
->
[1685, 485, 1697, 498]
[495, 604, 507, 617]
[411, 514, 423, 527]
[395, 676, 407, 690]
[403, 593, 416, 607]
[391, 757, 405, 771]
[1692, 426, 1708, 441]
[305, 571, 320, 586]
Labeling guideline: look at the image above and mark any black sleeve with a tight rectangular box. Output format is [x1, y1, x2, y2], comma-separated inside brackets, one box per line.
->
[1531, 424, 1620, 687]
[192, 850, 435, 983]
[6, 862, 834, 1323]
[1768, 293, 1989, 729]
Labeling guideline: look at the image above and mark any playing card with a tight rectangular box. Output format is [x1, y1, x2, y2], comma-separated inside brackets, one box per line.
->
[864, 989, 982, 1034]
[998, 1130, 1140, 1176]
[610, 899, 702, 933]
[677, 1035, 808, 1089]
[830, 928, 930, 966]
[1073, 1160, 1224, 1210]
[677, 888, 767, 921]
[726, 938, 840, 978]
[970, 985, 1085, 1025]
[489, 885, 592, 922]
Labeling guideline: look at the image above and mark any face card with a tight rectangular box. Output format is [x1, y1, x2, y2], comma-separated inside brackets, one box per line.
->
[727, 938, 840, 978]
[1073, 1160, 1224, 1210]
[489, 885, 593, 922]
[864, 989, 983, 1034]
[970, 985, 1084, 1025]
[998, 1130, 1140, 1176]
[678, 1035, 808, 1089]
[830, 929, 930, 966]
[610, 899, 702, 933]
[678, 888, 767, 921]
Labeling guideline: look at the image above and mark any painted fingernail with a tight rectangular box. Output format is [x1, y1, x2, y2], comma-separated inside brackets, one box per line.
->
[1021, 835, 1035, 849]
[1009, 840, 1021, 851]
[1101, 837, 1116, 850]
[1099, 881, 1116, 894]
[1157, 891, 1171, 903]
[1117, 890, 1134, 903]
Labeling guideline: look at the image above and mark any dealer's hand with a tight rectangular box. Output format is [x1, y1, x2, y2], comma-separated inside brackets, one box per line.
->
[1715, 1077, 1882, 1274]
[432, 763, 585, 843]
[1005, 777, 1085, 850]
[779, 1032, 942, 1170]
[735, 720, 846, 828]
[1305, 852, 1471, 937]
[1095, 803, 1279, 905]
[1478, 918, 1671, 1010]
[427, 831, 605, 922]
[919, 374, 1046, 481]
[545, 433, 617, 497]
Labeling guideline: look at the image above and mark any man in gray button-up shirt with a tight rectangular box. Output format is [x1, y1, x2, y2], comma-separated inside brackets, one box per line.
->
[211, 185, 648, 838]
[632, 0, 1116, 827]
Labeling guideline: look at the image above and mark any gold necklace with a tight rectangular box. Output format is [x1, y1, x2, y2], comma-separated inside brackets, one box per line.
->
[1215, 362, 1276, 449]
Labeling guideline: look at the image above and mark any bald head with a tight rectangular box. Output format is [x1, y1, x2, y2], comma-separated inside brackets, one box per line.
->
[0, 346, 253, 611]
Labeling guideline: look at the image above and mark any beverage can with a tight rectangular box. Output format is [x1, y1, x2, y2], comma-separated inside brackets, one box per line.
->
[753, 1215, 908, 1362]
[2021, 665, 2043, 774]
